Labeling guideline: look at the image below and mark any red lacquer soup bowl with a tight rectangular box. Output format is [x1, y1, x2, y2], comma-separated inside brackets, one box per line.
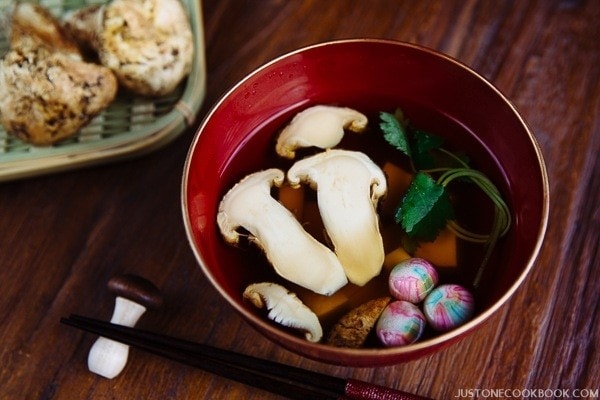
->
[181, 39, 549, 366]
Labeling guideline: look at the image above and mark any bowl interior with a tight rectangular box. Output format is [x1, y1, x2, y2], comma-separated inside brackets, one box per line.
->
[182, 40, 548, 366]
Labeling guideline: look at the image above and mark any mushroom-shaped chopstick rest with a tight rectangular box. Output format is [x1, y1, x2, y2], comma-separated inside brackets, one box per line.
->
[87, 274, 163, 379]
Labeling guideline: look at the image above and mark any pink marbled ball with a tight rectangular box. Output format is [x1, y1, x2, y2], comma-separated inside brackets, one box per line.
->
[423, 284, 474, 331]
[388, 258, 439, 303]
[376, 300, 426, 347]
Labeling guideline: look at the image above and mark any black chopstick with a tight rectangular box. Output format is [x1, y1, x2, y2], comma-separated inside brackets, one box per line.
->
[63, 315, 340, 399]
[61, 314, 431, 400]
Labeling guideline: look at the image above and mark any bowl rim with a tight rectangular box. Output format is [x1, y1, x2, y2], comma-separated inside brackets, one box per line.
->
[181, 38, 550, 362]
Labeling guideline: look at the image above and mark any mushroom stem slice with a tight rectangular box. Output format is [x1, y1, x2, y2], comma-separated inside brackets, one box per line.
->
[243, 282, 323, 342]
[288, 150, 387, 286]
[217, 169, 348, 296]
[276, 105, 368, 159]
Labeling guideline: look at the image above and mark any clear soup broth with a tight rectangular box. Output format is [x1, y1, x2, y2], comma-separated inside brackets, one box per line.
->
[218, 102, 513, 346]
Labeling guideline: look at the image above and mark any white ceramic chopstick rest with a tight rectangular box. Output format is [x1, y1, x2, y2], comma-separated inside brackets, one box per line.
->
[87, 274, 163, 379]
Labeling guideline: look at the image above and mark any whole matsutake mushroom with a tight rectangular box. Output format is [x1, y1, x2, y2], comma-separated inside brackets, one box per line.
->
[243, 282, 322, 342]
[216, 168, 348, 296]
[8, 2, 80, 56]
[0, 3, 117, 145]
[87, 274, 163, 379]
[287, 149, 388, 286]
[63, 0, 194, 96]
[275, 105, 368, 159]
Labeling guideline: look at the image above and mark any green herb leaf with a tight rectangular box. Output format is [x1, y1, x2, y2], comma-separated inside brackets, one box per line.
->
[411, 129, 444, 169]
[395, 172, 454, 242]
[379, 112, 411, 157]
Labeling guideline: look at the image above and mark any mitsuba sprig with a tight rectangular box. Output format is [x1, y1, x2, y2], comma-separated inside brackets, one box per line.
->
[379, 109, 512, 287]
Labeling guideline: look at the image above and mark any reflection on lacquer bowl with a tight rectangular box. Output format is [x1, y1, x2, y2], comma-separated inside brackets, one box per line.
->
[181, 39, 549, 366]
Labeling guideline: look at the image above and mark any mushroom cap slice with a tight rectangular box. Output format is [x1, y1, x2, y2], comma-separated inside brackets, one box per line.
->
[275, 105, 368, 159]
[243, 282, 323, 342]
[64, 0, 194, 96]
[287, 150, 387, 286]
[217, 169, 348, 296]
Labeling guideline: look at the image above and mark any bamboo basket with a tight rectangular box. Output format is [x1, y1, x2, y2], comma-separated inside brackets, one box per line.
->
[0, 0, 206, 181]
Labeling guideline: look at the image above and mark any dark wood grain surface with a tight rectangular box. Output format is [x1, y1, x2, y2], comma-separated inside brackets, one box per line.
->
[1, 1, 598, 399]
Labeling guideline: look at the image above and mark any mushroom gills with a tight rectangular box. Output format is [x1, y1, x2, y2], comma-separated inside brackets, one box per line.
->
[243, 282, 323, 342]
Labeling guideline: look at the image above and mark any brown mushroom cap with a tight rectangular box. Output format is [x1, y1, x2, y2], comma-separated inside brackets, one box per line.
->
[10, 2, 81, 56]
[108, 274, 163, 310]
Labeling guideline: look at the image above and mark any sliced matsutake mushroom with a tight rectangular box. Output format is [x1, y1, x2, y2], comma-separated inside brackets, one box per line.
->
[217, 169, 348, 296]
[287, 149, 387, 286]
[243, 282, 323, 342]
[63, 0, 194, 96]
[275, 105, 368, 159]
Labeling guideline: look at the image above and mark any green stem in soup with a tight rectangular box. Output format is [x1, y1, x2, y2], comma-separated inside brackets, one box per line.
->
[379, 110, 511, 287]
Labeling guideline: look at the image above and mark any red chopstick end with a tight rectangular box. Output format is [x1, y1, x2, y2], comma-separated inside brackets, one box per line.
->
[344, 378, 431, 400]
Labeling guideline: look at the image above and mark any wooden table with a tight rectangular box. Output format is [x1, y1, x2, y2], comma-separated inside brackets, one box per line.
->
[1, 1, 598, 399]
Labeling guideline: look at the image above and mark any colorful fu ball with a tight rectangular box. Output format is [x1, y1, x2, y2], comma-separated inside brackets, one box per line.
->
[375, 300, 426, 347]
[388, 258, 439, 303]
[423, 284, 474, 331]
